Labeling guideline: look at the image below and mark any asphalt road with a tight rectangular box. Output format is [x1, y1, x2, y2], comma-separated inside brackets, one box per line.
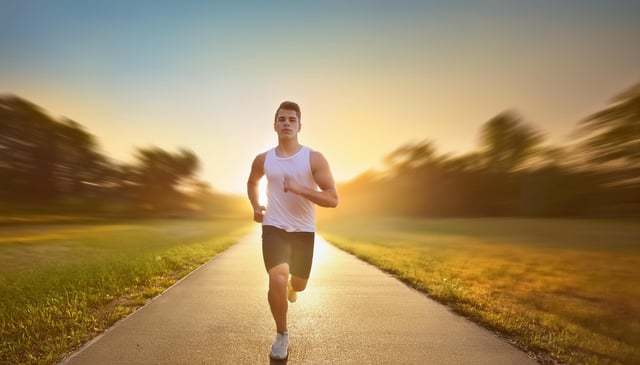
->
[60, 227, 538, 365]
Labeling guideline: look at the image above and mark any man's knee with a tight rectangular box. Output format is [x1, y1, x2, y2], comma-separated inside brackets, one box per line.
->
[268, 264, 289, 291]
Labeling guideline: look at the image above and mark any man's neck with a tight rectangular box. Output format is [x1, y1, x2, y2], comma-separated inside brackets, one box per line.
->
[276, 139, 302, 157]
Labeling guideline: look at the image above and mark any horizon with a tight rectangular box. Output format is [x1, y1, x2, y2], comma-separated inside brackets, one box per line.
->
[1, 1, 639, 194]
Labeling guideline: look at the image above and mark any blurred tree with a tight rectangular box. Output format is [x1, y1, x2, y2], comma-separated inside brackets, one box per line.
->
[0, 95, 58, 201]
[0, 95, 111, 206]
[575, 82, 640, 216]
[133, 147, 200, 212]
[440, 152, 484, 172]
[53, 118, 106, 196]
[383, 140, 438, 173]
[578, 81, 640, 166]
[0, 94, 222, 217]
[479, 111, 544, 173]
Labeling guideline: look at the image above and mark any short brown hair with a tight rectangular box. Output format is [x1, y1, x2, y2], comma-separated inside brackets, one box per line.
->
[274, 101, 301, 122]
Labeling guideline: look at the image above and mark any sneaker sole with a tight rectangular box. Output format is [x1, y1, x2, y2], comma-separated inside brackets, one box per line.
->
[269, 350, 289, 360]
[270, 340, 289, 360]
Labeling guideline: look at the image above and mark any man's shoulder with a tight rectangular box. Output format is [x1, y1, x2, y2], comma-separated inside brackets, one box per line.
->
[302, 145, 317, 154]
[252, 150, 269, 167]
[256, 149, 272, 160]
[308, 149, 329, 166]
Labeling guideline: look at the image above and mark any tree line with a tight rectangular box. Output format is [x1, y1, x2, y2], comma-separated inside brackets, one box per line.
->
[0, 95, 243, 218]
[3, 82, 639, 219]
[328, 81, 640, 218]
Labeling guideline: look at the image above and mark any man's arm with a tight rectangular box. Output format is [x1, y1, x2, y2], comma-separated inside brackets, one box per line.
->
[283, 151, 338, 208]
[247, 153, 266, 222]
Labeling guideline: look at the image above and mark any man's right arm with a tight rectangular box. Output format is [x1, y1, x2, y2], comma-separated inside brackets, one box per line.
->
[247, 153, 266, 223]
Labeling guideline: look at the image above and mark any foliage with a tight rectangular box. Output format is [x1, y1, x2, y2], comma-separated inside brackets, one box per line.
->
[479, 110, 544, 173]
[0, 94, 237, 218]
[320, 82, 640, 220]
[0, 96, 105, 201]
[4, 80, 640, 219]
[578, 81, 640, 166]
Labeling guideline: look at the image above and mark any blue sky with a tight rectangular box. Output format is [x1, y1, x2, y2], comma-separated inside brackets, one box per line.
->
[1, 1, 639, 193]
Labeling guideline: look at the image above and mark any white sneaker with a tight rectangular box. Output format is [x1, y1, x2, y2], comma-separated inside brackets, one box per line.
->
[287, 279, 297, 303]
[270, 331, 289, 360]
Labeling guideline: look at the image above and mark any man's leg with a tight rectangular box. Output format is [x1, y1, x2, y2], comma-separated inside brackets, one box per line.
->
[268, 263, 290, 333]
[288, 231, 314, 299]
[290, 276, 308, 292]
[287, 275, 307, 303]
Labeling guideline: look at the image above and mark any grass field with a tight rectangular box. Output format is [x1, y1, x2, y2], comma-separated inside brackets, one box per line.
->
[319, 216, 640, 365]
[0, 219, 253, 365]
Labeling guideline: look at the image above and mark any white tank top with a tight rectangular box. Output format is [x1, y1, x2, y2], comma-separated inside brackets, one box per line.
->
[263, 146, 316, 232]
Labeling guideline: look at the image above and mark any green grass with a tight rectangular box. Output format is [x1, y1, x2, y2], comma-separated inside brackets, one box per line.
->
[0, 219, 253, 365]
[319, 216, 640, 365]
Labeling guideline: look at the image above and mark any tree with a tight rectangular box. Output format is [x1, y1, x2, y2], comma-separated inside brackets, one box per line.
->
[574, 82, 640, 215]
[383, 140, 438, 174]
[0, 94, 217, 216]
[133, 147, 200, 212]
[578, 81, 640, 166]
[53, 118, 105, 195]
[479, 110, 544, 173]
[0, 95, 59, 200]
[0, 95, 110, 204]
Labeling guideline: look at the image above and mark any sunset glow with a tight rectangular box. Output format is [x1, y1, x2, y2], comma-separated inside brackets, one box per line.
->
[1, 1, 638, 194]
[259, 177, 268, 208]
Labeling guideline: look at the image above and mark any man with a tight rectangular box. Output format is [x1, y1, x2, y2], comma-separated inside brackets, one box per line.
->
[247, 101, 338, 360]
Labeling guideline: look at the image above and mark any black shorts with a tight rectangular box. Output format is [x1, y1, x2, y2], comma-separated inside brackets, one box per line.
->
[262, 225, 315, 279]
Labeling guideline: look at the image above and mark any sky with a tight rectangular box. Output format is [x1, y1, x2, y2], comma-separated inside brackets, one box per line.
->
[1, 1, 639, 194]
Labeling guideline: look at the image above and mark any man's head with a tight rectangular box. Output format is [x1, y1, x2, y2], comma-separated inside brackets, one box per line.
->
[274, 101, 302, 138]
[274, 101, 301, 122]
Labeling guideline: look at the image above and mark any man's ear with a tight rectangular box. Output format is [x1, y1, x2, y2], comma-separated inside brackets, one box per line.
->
[298, 122, 302, 132]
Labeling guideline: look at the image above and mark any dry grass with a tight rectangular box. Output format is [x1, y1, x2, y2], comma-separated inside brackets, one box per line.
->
[320, 217, 640, 365]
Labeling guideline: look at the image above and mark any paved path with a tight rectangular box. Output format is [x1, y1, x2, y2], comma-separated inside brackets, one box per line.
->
[60, 228, 538, 365]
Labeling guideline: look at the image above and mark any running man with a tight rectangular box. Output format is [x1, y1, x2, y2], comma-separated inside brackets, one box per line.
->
[247, 100, 338, 360]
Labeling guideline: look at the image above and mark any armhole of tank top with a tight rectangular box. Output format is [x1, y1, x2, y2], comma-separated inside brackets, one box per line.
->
[306, 147, 313, 172]
[264, 148, 273, 170]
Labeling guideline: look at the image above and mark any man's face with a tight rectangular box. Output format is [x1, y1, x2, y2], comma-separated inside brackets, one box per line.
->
[274, 109, 301, 139]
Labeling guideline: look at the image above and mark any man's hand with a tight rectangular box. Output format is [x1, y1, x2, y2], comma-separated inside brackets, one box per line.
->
[253, 205, 266, 223]
[283, 175, 303, 195]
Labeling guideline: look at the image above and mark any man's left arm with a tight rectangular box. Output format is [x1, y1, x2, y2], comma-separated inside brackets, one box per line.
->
[283, 151, 338, 208]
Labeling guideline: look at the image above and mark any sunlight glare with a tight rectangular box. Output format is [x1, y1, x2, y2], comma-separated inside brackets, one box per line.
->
[259, 176, 268, 207]
[312, 236, 329, 266]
